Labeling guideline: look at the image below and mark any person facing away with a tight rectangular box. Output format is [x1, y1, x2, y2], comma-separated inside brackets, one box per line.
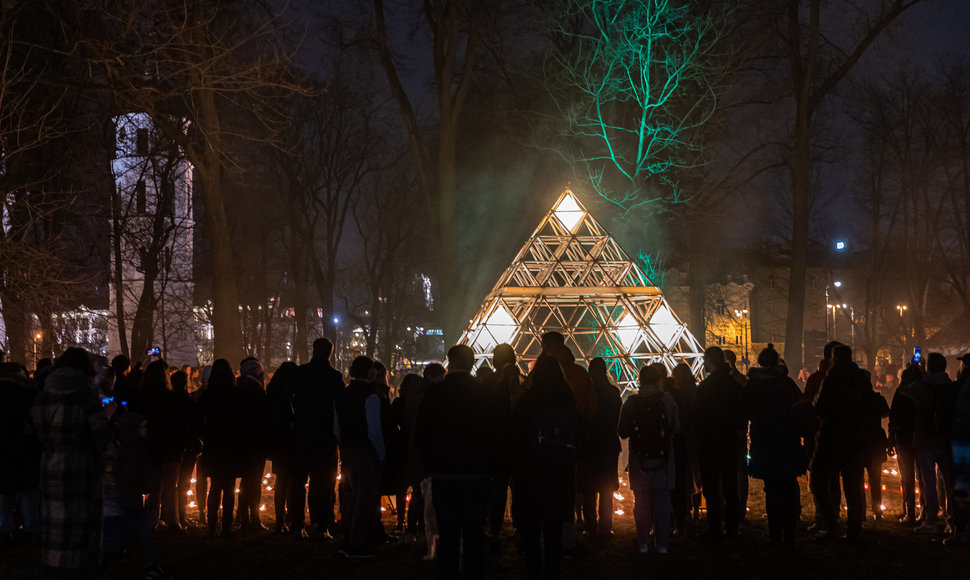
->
[899, 352, 959, 534]
[805, 340, 842, 533]
[334, 355, 385, 560]
[481, 343, 523, 540]
[696, 346, 746, 540]
[745, 344, 806, 546]
[618, 364, 680, 554]
[0, 361, 41, 545]
[538, 332, 596, 426]
[889, 363, 924, 526]
[170, 369, 201, 530]
[417, 345, 496, 580]
[949, 354, 970, 545]
[512, 354, 581, 579]
[197, 359, 242, 538]
[669, 362, 701, 534]
[812, 344, 871, 541]
[290, 338, 344, 540]
[235, 357, 270, 532]
[266, 361, 299, 533]
[579, 357, 622, 538]
[31, 348, 113, 578]
[724, 349, 751, 525]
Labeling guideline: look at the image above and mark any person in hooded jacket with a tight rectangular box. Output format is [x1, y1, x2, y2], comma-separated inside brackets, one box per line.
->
[32, 348, 113, 579]
[812, 345, 871, 540]
[512, 355, 581, 578]
[889, 364, 924, 526]
[746, 344, 806, 546]
[579, 357, 621, 538]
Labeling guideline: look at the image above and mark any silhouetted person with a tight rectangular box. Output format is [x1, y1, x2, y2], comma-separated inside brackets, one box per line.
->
[889, 364, 924, 525]
[171, 370, 200, 529]
[579, 357, 621, 537]
[32, 348, 112, 578]
[806, 341, 842, 533]
[198, 359, 240, 538]
[373, 360, 402, 544]
[291, 338, 344, 540]
[236, 357, 269, 531]
[0, 362, 41, 544]
[132, 360, 184, 532]
[696, 346, 746, 540]
[266, 361, 299, 533]
[481, 344, 523, 540]
[863, 387, 890, 520]
[746, 344, 806, 546]
[900, 352, 958, 534]
[392, 373, 425, 539]
[725, 349, 750, 524]
[334, 356, 385, 560]
[513, 355, 581, 578]
[812, 345, 870, 540]
[948, 354, 970, 545]
[417, 345, 496, 580]
[669, 362, 701, 534]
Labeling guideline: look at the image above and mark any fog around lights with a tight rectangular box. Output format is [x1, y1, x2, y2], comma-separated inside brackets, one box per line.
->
[553, 192, 585, 233]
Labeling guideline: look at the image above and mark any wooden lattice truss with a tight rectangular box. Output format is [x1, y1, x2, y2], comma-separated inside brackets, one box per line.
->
[459, 188, 704, 394]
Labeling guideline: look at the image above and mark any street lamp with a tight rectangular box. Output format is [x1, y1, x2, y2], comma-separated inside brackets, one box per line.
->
[734, 308, 749, 370]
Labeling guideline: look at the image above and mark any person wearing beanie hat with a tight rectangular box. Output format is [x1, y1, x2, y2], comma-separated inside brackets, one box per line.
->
[236, 357, 270, 531]
[746, 343, 807, 545]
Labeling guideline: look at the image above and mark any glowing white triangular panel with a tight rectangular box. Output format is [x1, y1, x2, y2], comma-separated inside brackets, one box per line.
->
[459, 188, 703, 394]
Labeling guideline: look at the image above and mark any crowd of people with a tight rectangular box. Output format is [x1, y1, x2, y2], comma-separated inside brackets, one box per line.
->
[1, 335, 970, 580]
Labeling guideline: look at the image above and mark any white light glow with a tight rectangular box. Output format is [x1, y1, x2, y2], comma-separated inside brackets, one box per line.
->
[472, 303, 518, 350]
[553, 192, 585, 233]
[649, 304, 680, 348]
[614, 311, 642, 352]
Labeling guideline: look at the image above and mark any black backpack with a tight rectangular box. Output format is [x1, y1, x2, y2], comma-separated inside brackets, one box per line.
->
[534, 404, 580, 465]
[631, 394, 670, 464]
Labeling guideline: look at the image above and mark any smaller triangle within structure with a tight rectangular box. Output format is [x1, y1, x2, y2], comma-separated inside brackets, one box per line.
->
[459, 188, 704, 394]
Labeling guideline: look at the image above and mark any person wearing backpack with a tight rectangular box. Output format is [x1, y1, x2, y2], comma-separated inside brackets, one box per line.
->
[512, 355, 581, 578]
[618, 365, 680, 554]
[900, 352, 957, 534]
[746, 345, 807, 546]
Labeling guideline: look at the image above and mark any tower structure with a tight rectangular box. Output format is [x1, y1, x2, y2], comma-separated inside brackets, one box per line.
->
[108, 113, 197, 366]
[459, 188, 703, 394]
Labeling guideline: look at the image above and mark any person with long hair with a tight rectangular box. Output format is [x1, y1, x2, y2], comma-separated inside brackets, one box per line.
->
[198, 359, 240, 538]
[266, 361, 299, 533]
[513, 354, 580, 579]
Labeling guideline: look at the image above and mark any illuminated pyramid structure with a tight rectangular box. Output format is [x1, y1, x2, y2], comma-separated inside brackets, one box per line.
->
[459, 188, 704, 394]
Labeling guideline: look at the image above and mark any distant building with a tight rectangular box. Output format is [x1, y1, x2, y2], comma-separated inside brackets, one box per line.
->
[108, 113, 197, 366]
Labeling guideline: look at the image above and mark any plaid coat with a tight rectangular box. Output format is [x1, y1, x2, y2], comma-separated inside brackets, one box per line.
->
[31, 368, 111, 570]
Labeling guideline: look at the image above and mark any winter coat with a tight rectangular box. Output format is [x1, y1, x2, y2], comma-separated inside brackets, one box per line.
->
[812, 362, 871, 471]
[31, 368, 111, 570]
[543, 343, 597, 425]
[399, 376, 431, 483]
[266, 373, 296, 473]
[745, 367, 807, 480]
[696, 367, 747, 448]
[132, 383, 185, 464]
[417, 371, 496, 478]
[198, 383, 242, 477]
[900, 371, 957, 452]
[481, 363, 523, 476]
[236, 375, 270, 464]
[291, 357, 344, 453]
[889, 388, 917, 450]
[0, 372, 41, 493]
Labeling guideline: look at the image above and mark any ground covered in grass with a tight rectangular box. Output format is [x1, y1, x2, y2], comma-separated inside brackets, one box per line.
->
[3, 470, 970, 579]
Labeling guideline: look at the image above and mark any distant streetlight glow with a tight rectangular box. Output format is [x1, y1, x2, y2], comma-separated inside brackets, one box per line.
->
[833, 281, 842, 288]
[835, 240, 846, 251]
[333, 316, 340, 324]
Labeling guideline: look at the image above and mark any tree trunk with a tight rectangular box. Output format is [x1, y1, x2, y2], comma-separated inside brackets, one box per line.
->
[686, 215, 708, 348]
[784, 108, 812, 370]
